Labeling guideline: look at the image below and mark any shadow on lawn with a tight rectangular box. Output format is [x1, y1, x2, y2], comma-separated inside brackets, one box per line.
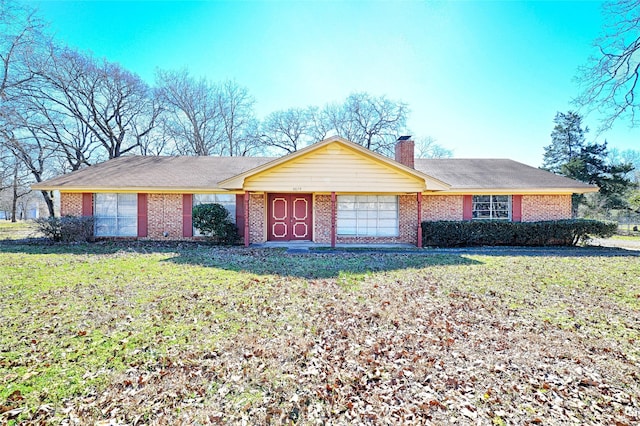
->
[0, 240, 637, 279]
[165, 248, 483, 278]
[0, 239, 480, 278]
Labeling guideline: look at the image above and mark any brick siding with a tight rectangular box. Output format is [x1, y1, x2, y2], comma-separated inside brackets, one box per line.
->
[422, 195, 464, 221]
[59, 191, 574, 243]
[522, 194, 572, 222]
[314, 195, 332, 243]
[60, 192, 83, 216]
[146, 194, 183, 239]
[248, 193, 265, 243]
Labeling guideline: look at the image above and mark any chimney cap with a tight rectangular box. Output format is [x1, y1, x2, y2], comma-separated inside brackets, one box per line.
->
[397, 135, 412, 141]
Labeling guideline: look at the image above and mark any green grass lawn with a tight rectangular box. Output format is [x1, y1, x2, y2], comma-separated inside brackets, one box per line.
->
[0, 221, 39, 241]
[1, 242, 639, 424]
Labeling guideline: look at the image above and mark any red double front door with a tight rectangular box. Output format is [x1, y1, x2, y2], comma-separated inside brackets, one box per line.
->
[267, 194, 313, 241]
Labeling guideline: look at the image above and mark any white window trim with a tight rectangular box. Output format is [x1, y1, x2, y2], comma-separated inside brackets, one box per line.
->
[337, 195, 399, 237]
[472, 195, 512, 220]
[94, 193, 138, 237]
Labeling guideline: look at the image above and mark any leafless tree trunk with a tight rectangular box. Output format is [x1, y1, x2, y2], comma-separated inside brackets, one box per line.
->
[155, 69, 223, 156]
[217, 80, 260, 156]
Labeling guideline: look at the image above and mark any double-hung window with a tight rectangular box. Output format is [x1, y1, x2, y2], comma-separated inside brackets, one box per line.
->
[192, 194, 236, 236]
[94, 193, 138, 236]
[472, 195, 511, 220]
[337, 195, 399, 237]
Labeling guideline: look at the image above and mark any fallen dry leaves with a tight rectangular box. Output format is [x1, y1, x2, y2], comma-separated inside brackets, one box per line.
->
[1, 246, 639, 425]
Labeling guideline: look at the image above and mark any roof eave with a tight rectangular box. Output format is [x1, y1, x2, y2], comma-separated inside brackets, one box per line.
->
[30, 185, 238, 193]
[433, 186, 599, 194]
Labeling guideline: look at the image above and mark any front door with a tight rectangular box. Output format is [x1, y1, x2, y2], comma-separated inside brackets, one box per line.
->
[267, 194, 313, 241]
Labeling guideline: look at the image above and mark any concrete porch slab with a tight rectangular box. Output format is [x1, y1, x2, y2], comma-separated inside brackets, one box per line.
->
[250, 241, 418, 253]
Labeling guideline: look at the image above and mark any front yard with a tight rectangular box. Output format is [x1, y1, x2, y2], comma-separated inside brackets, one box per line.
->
[1, 241, 639, 425]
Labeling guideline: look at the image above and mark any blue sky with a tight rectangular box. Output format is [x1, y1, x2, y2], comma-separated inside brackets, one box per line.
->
[29, 0, 640, 166]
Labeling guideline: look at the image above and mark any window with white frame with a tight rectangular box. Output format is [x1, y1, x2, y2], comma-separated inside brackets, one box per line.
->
[94, 193, 138, 236]
[472, 195, 511, 220]
[192, 193, 236, 236]
[337, 195, 399, 237]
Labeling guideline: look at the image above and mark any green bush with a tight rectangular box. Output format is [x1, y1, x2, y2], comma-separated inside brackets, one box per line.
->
[192, 203, 239, 245]
[421, 219, 616, 247]
[34, 216, 95, 243]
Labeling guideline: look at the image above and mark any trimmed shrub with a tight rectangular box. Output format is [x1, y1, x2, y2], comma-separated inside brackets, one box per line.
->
[192, 203, 239, 245]
[35, 216, 95, 243]
[422, 219, 616, 247]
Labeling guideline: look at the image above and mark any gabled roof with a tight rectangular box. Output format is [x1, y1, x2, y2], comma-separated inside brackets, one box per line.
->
[415, 159, 597, 193]
[31, 137, 598, 194]
[218, 137, 450, 191]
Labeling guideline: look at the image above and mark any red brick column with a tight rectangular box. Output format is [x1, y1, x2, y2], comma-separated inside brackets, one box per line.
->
[331, 192, 336, 248]
[417, 192, 422, 247]
[244, 192, 250, 247]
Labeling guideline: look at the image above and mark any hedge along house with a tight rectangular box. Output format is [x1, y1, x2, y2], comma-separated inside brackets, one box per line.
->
[32, 136, 598, 247]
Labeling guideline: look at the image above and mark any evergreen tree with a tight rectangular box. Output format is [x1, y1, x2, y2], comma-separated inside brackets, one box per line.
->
[542, 111, 635, 214]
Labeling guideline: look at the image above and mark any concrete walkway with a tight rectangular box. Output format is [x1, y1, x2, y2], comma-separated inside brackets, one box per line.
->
[588, 238, 640, 251]
[250, 241, 417, 254]
[250, 240, 640, 256]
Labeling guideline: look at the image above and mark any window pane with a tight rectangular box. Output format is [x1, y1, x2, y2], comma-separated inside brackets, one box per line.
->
[94, 193, 137, 237]
[118, 217, 138, 236]
[337, 195, 398, 237]
[95, 217, 116, 236]
[95, 194, 116, 216]
[472, 195, 511, 221]
[117, 194, 138, 217]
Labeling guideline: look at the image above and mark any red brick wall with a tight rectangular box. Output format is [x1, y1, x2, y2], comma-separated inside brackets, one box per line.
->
[60, 192, 84, 216]
[146, 194, 184, 239]
[422, 195, 464, 221]
[314, 195, 332, 243]
[60, 191, 574, 242]
[522, 195, 572, 222]
[248, 193, 265, 243]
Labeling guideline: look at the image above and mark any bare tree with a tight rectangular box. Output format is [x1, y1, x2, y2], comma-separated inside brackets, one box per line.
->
[217, 80, 260, 156]
[0, 0, 57, 216]
[33, 46, 160, 160]
[155, 69, 223, 156]
[313, 93, 409, 155]
[260, 107, 317, 154]
[415, 136, 453, 158]
[12, 85, 98, 171]
[0, 0, 44, 97]
[3, 124, 57, 216]
[575, 0, 640, 130]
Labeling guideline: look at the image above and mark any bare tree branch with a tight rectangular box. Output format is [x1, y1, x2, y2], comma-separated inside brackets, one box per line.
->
[575, 0, 640, 130]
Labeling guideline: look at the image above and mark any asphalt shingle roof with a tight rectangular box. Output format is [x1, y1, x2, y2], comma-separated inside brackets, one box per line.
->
[34, 156, 275, 191]
[33, 155, 596, 192]
[414, 158, 595, 190]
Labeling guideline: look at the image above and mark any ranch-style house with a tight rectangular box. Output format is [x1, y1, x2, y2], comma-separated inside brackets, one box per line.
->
[32, 136, 597, 247]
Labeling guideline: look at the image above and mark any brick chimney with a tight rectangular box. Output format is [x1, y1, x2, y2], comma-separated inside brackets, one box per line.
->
[395, 136, 415, 168]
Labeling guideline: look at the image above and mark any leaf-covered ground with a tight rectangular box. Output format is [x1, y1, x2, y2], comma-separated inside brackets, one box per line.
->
[1, 242, 639, 425]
